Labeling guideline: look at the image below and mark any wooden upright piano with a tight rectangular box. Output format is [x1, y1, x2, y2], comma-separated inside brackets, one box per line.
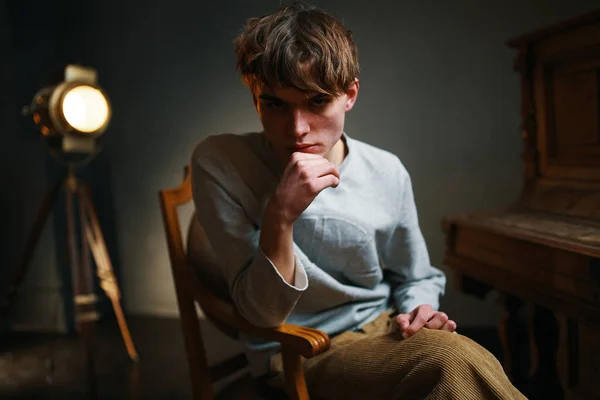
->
[442, 10, 600, 400]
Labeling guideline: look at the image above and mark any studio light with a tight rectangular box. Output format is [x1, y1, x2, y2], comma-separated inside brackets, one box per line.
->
[23, 64, 112, 155]
[3, 64, 138, 389]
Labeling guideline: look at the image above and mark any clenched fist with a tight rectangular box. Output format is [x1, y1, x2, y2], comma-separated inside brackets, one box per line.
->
[269, 152, 340, 224]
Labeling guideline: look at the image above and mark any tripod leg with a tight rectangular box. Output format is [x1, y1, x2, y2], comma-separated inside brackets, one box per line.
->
[66, 182, 98, 400]
[1, 180, 63, 328]
[78, 185, 139, 362]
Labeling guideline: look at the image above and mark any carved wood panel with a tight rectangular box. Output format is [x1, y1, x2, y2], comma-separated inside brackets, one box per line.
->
[545, 55, 600, 163]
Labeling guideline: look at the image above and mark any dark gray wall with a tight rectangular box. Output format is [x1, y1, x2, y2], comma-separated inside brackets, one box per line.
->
[1, 0, 69, 331]
[92, 0, 597, 326]
[2, 0, 123, 332]
[3, 0, 599, 338]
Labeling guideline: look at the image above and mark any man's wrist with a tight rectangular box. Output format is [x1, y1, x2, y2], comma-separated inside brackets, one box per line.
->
[260, 198, 294, 255]
[260, 198, 296, 285]
[264, 197, 294, 230]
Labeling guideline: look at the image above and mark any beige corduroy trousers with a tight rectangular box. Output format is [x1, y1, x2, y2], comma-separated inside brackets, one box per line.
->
[269, 311, 527, 400]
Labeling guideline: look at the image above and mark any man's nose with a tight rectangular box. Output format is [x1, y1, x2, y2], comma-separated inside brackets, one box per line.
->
[289, 108, 310, 137]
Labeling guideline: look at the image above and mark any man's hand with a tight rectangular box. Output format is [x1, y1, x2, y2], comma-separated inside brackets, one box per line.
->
[259, 152, 340, 285]
[269, 152, 340, 224]
[395, 304, 457, 339]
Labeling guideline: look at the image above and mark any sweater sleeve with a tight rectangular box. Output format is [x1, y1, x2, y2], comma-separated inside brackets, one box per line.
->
[190, 150, 307, 328]
[382, 165, 446, 314]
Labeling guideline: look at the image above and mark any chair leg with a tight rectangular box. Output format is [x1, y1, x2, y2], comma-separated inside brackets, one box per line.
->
[174, 280, 214, 400]
[281, 345, 310, 400]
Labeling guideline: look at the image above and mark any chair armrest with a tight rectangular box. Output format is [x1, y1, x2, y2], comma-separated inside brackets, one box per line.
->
[260, 323, 330, 359]
[184, 264, 330, 359]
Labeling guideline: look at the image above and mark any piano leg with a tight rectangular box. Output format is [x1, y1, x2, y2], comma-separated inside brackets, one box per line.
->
[556, 317, 600, 400]
[497, 293, 529, 388]
[526, 305, 564, 400]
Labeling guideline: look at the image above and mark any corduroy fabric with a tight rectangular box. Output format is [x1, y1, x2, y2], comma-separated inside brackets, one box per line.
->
[269, 311, 526, 399]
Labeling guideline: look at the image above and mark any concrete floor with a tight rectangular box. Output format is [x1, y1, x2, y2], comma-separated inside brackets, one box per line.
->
[0, 315, 195, 399]
[0, 315, 508, 399]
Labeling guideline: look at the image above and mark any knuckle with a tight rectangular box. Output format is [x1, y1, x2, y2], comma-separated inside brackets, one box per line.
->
[307, 181, 319, 194]
[299, 169, 310, 180]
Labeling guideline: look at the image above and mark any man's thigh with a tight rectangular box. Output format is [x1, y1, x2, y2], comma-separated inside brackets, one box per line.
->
[303, 329, 425, 399]
[303, 328, 522, 400]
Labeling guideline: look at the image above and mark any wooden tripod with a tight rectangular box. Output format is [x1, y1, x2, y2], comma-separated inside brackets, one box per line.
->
[1, 166, 138, 364]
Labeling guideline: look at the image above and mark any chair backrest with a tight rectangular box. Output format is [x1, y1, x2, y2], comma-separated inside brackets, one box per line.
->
[186, 213, 230, 301]
[158, 165, 239, 339]
[159, 165, 252, 400]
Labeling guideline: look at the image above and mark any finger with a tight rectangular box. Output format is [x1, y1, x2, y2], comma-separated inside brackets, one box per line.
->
[293, 158, 339, 179]
[283, 153, 327, 177]
[296, 162, 340, 192]
[440, 320, 457, 333]
[290, 151, 327, 160]
[306, 161, 340, 180]
[407, 306, 419, 320]
[289, 151, 327, 164]
[424, 312, 448, 330]
[396, 307, 419, 330]
[395, 313, 411, 331]
[404, 306, 432, 338]
[396, 306, 418, 331]
[285, 157, 327, 176]
[294, 158, 330, 167]
[312, 174, 340, 191]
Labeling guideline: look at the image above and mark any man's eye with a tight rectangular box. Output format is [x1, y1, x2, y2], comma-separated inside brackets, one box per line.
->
[311, 97, 330, 106]
[266, 101, 284, 109]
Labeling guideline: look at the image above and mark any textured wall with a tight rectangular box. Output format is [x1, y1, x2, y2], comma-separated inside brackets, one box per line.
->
[3, 1, 599, 347]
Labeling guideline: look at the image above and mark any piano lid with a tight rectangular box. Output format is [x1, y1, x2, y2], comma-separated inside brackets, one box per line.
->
[445, 208, 600, 259]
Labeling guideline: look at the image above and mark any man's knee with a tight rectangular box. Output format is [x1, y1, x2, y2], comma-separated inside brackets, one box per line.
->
[405, 328, 496, 373]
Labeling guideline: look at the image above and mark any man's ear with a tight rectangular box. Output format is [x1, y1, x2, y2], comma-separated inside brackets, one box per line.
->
[345, 78, 359, 112]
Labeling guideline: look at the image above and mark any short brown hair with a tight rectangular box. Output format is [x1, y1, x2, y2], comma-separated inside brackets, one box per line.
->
[234, 2, 359, 97]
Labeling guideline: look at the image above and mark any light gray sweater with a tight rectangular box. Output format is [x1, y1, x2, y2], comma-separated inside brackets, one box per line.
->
[190, 131, 446, 374]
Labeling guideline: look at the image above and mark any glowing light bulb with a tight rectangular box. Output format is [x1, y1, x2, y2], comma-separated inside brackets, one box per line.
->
[62, 85, 109, 133]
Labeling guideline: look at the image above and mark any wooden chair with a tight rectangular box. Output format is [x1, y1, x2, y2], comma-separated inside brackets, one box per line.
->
[158, 165, 330, 400]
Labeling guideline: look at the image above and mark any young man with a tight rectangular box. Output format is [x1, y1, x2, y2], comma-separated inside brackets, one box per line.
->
[191, 3, 525, 399]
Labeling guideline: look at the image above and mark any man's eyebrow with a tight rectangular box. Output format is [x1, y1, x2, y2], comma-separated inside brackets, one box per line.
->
[257, 93, 329, 103]
[258, 94, 283, 102]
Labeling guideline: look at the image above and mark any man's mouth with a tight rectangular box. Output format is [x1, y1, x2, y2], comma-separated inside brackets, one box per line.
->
[290, 144, 319, 152]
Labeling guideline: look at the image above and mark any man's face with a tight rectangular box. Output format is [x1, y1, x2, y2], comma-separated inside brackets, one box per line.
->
[254, 80, 359, 165]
